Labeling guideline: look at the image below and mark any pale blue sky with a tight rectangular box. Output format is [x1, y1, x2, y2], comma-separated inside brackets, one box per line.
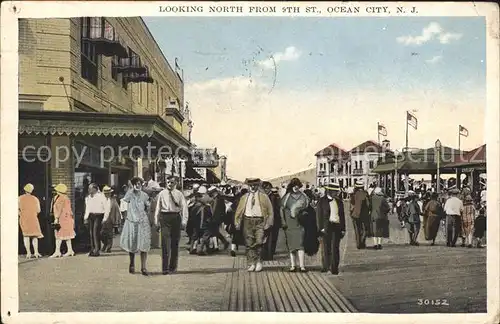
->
[144, 17, 485, 93]
[143, 17, 486, 180]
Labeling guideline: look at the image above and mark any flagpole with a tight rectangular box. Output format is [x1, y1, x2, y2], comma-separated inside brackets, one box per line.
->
[377, 122, 380, 145]
[457, 126, 461, 189]
[405, 112, 409, 151]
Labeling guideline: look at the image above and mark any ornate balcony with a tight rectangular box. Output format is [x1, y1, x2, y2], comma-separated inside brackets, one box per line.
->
[115, 51, 147, 74]
[81, 17, 128, 58]
[125, 65, 154, 84]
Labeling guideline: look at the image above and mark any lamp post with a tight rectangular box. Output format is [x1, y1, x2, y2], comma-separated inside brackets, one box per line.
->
[394, 150, 400, 197]
[435, 139, 442, 194]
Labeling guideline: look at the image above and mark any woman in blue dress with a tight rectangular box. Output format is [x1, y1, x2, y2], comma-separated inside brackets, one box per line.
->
[120, 177, 152, 276]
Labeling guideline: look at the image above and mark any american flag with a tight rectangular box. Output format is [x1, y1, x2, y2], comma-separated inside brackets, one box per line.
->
[459, 125, 469, 137]
[378, 123, 387, 136]
[407, 111, 418, 130]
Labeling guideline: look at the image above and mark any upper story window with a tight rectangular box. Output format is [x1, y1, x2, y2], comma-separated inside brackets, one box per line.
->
[359, 161, 363, 169]
[354, 161, 358, 169]
[111, 55, 118, 81]
[81, 17, 99, 86]
[369, 160, 375, 169]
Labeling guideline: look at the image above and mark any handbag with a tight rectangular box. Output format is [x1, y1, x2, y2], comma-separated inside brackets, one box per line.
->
[51, 223, 61, 231]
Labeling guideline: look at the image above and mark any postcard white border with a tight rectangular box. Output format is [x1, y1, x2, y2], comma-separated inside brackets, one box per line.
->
[1, 1, 499, 324]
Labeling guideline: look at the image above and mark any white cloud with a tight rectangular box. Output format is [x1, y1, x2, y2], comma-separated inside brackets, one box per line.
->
[186, 77, 484, 181]
[397, 22, 462, 46]
[258, 46, 301, 70]
[438, 32, 463, 44]
[425, 55, 443, 64]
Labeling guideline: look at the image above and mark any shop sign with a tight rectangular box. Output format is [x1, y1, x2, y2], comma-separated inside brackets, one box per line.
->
[191, 148, 219, 167]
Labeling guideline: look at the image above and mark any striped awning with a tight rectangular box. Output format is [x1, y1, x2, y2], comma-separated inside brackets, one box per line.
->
[183, 165, 205, 182]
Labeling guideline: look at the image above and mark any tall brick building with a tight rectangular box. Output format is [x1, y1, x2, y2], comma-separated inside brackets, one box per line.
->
[18, 17, 195, 253]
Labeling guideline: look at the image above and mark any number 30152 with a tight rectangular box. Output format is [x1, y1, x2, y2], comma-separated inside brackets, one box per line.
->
[417, 299, 449, 306]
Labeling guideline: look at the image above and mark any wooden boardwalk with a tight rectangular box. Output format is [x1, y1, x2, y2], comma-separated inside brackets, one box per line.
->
[221, 257, 357, 312]
[219, 204, 486, 313]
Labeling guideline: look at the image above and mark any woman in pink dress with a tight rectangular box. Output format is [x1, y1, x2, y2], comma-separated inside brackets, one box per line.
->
[50, 183, 76, 258]
[18, 183, 44, 258]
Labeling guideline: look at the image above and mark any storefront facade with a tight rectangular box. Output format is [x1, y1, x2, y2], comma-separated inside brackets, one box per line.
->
[18, 17, 193, 254]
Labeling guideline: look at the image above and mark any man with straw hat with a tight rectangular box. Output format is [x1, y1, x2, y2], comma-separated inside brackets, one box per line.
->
[18, 183, 44, 259]
[100, 185, 121, 253]
[234, 178, 274, 272]
[349, 180, 370, 249]
[317, 182, 346, 275]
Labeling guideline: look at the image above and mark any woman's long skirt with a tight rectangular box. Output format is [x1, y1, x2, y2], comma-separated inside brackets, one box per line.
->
[373, 219, 390, 238]
[473, 216, 486, 238]
[461, 213, 475, 237]
[120, 219, 151, 253]
[425, 216, 441, 241]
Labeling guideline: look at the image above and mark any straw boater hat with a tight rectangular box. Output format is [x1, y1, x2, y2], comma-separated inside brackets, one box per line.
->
[198, 185, 208, 194]
[24, 183, 34, 194]
[245, 178, 262, 185]
[374, 187, 383, 195]
[207, 186, 218, 194]
[54, 183, 68, 194]
[324, 182, 340, 191]
[103, 185, 113, 193]
[355, 180, 364, 188]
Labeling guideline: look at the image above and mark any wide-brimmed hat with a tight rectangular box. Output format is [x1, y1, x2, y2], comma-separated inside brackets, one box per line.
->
[103, 185, 113, 193]
[24, 183, 34, 193]
[54, 183, 68, 194]
[245, 178, 261, 185]
[198, 185, 208, 194]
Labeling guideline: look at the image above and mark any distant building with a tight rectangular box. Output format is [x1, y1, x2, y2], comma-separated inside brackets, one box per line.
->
[267, 168, 316, 188]
[314, 140, 391, 189]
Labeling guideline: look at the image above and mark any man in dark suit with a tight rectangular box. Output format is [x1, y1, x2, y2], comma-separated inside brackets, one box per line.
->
[349, 181, 371, 249]
[261, 182, 281, 260]
[317, 183, 346, 275]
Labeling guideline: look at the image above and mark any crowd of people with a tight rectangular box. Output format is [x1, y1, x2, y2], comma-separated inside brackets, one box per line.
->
[18, 175, 487, 277]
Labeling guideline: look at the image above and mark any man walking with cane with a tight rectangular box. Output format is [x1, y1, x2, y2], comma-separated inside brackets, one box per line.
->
[317, 183, 346, 275]
[154, 176, 189, 274]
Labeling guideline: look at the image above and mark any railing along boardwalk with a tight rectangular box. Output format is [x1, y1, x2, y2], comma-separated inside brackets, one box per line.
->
[221, 257, 357, 312]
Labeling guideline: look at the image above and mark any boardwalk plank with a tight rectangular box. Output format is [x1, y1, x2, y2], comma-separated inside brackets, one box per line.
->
[269, 268, 294, 312]
[277, 270, 302, 312]
[249, 273, 261, 311]
[243, 261, 253, 311]
[223, 257, 236, 311]
[237, 258, 245, 311]
[265, 267, 286, 312]
[295, 271, 329, 312]
[304, 272, 344, 312]
[286, 272, 314, 312]
[312, 273, 357, 312]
